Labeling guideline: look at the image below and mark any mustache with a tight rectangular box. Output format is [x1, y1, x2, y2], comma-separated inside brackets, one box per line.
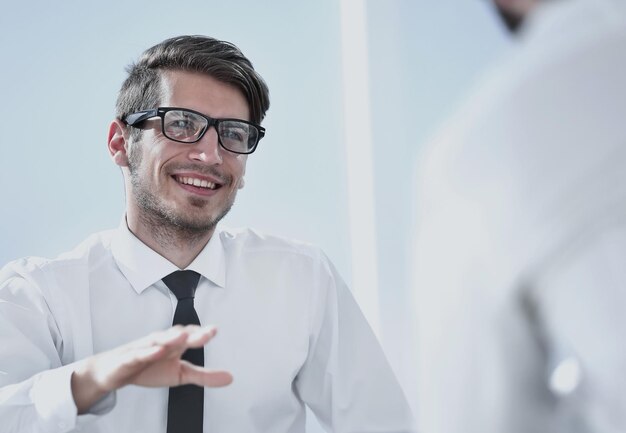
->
[166, 163, 231, 185]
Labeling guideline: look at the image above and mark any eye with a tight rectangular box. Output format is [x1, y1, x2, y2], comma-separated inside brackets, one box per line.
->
[163, 110, 205, 140]
[169, 119, 195, 130]
[222, 128, 246, 142]
[220, 122, 251, 144]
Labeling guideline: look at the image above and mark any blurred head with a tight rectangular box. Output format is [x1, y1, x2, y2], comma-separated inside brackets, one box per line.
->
[494, 0, 540, 33]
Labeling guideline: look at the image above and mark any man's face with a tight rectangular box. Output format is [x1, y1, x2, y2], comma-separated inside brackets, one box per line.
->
[126, 70, 250, 234]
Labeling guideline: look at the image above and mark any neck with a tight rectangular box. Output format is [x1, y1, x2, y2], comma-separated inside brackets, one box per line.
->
[126, 207, 214, 269]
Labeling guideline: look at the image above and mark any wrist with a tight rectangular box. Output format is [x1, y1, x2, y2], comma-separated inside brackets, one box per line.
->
[71, 360, 110, 414]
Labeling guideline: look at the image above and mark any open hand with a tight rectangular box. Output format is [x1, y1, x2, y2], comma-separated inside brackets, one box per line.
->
[71, 325, 232, 413]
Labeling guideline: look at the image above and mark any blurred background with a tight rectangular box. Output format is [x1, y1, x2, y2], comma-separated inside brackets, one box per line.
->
[0, 1, 510, 430]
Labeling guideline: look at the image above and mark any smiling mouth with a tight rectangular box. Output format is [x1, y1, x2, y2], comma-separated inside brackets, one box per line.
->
[173, 175, 219, 190]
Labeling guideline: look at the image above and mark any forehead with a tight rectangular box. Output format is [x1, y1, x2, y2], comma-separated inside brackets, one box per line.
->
[160, 70, 250, 121]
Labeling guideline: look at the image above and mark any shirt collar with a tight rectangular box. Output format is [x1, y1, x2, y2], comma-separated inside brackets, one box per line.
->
[111, 218, 226, 294]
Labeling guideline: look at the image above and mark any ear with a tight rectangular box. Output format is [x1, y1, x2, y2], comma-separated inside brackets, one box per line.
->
[108, 119, 130, 167]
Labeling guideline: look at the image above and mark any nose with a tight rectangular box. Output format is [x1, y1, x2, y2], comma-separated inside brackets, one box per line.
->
[188, 126, 223, 165]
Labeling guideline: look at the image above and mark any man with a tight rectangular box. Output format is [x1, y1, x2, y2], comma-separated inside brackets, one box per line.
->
[0, 36, 415, 432]
[412, 0, 626, 432]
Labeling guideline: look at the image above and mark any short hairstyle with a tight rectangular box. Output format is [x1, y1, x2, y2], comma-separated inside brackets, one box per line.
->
[116, 35, 270, 135]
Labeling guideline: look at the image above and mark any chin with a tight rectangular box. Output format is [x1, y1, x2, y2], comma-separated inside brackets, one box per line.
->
[176, 205, 232, 232]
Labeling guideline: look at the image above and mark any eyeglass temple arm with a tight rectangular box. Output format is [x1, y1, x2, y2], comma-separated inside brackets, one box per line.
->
[124, 109, 158, 126]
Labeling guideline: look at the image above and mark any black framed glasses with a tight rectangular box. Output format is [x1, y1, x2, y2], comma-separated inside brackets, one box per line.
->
[124, 107, 265, 155]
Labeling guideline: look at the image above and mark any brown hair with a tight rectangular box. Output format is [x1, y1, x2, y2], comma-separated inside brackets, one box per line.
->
[116, 35, 270, 132]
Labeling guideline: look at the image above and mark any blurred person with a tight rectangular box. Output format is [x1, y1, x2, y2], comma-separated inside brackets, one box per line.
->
[412, 0, 626, 432]
[0, 35, 415, 433]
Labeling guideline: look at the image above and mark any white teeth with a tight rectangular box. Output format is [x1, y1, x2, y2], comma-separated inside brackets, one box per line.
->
[175, 175, 217, 189]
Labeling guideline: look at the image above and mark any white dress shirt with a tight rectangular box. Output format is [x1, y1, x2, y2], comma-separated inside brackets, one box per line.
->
[412, 1, 626, 433]
[0, 221, 415, 433]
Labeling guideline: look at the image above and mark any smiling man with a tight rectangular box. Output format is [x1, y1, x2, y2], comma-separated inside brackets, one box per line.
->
[0, 36, 415, 433]
[114, 70, 254, 270]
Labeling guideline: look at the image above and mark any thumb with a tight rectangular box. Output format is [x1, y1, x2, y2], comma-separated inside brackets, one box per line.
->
[179, 361, 233, 388]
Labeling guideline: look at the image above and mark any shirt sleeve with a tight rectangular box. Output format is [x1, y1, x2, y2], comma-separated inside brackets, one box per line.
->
[294, 253, 417, 433]
[0, 263, 114, 433]
[530, 224, 626, 432]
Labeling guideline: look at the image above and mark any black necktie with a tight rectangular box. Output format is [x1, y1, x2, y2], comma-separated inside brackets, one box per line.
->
[162, 270, 203, 433]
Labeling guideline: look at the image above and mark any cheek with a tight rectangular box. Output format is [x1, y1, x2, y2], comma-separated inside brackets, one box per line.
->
[149, 147, 178, 180]
[236, 160, 247, 188]
[225, 157, 247, 190]
[128, 140, 161, 176]
[236, 155, 248, 178]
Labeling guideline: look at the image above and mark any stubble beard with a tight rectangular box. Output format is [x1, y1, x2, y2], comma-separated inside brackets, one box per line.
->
[127, 146, 235, 247]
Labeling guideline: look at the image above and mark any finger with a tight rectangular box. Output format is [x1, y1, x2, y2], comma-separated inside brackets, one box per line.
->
[156, 326, 218, 362]
[129, 326, 187, 350]
[151, 326, 190, 346]
[185, 326, 217, 348]
[122, 326, 217, 366]
[132, 344, 166, 363]
[117, 330, 185, 370]
[179, 361, 233, 388]
[148, 325, 215, 348]
[129, 325, 216, 349]
[115, 343, 169, 376]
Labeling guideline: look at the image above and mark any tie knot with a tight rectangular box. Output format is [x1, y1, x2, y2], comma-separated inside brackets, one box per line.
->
[162, 270, 201, 300]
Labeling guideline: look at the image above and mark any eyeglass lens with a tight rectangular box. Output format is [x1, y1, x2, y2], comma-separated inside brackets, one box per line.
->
[163, 109, 258, 153]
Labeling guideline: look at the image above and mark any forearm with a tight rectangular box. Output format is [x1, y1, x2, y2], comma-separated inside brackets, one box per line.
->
[0, 365, 81, 433]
